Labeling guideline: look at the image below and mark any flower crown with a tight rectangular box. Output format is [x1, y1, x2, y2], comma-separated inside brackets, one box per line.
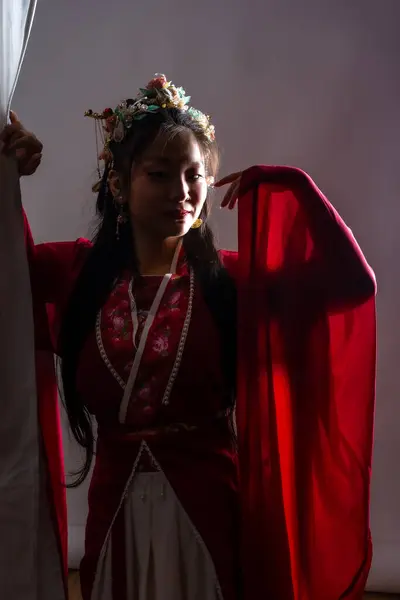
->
[85, 74, 215, 189]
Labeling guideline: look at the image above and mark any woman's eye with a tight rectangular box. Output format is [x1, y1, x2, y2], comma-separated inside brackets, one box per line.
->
[147, 170, 204, 182]
[148, 171, 168, 180]
[188, 174, 203, 182]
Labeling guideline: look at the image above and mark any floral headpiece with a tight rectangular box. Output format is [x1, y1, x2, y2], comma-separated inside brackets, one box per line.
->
[85, 74, 215, 191]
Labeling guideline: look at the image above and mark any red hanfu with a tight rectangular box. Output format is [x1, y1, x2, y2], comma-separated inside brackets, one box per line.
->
[25, 165, 376, 600]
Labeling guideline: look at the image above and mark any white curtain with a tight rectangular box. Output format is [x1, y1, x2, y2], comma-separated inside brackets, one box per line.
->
[0, 2, 65, 598]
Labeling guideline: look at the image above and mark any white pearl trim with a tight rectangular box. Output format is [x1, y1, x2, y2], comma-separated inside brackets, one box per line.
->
[96, 310, 126, 390]
[161, 268, 195, 405]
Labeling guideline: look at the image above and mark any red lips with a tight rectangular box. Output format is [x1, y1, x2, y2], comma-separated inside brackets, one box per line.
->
[165, 208, 191, 218]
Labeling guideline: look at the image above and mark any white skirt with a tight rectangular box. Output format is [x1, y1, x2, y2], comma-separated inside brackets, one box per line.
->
[91, 471, 223, 600]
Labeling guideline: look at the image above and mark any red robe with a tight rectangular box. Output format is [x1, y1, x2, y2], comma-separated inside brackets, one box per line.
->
[27, 165, 376, 599]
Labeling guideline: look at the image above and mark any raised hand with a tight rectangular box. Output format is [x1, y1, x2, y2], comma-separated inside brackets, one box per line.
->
[0, 111, 43, 176]
[214, 171, 242, 210]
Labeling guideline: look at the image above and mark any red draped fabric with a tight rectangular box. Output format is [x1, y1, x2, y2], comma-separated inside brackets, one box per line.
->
[36, 349, 68, 583]
[24, 214, 68, 587]
[236, 166, 376, 600]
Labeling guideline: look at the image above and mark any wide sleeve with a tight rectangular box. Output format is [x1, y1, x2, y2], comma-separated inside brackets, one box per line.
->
[23, 209, 91, 586]
[235, 166, 376, 600]
[239, 165, 376, 313]
[23, 210, 92, 351]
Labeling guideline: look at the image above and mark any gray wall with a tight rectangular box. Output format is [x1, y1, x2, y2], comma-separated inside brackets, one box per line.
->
[14, 0, 400, 591]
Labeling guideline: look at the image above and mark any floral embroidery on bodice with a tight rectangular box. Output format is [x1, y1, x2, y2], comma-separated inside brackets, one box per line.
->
[96, 268, 192, 428]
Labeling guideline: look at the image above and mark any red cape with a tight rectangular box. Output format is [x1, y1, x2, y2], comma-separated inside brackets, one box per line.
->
[235, 166, 376, 599]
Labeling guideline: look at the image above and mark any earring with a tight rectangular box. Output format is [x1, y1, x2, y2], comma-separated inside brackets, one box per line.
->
[115, 199, 128, 240]
[191, 218, 203, 229]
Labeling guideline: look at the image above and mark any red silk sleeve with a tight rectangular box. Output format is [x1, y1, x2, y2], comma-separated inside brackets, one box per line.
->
[23, 210, 91, 585]
[239, 165, 376, 313]
[23, 210, 92, 351]
[235, 166, 376, 600]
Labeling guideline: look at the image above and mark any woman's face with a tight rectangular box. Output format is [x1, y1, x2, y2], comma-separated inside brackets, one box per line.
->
[126, 128, 209, 241]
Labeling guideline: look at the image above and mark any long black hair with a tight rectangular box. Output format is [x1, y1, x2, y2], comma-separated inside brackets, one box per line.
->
[58, 107, 237, 486]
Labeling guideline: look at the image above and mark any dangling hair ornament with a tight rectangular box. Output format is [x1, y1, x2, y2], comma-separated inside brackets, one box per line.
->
[85, 73, 215, 193]
[114, 197, 129, 241]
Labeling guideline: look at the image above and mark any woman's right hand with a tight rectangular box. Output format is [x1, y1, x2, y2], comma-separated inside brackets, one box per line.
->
[0, 111, 43, 176]
[214, 171, 242, 210]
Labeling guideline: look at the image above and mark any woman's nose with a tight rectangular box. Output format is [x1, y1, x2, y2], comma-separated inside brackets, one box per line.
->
[170, 176, 189, 202]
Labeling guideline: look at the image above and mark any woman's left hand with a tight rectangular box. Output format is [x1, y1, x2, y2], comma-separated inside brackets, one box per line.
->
[0, 111, 43, 176]
[214, 171, 242, 210]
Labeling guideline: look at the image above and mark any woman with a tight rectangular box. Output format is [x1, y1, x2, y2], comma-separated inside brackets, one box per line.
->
[1, 74, 376, 600]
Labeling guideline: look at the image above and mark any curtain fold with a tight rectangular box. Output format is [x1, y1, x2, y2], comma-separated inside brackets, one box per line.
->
[0, 2, 66, 598]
